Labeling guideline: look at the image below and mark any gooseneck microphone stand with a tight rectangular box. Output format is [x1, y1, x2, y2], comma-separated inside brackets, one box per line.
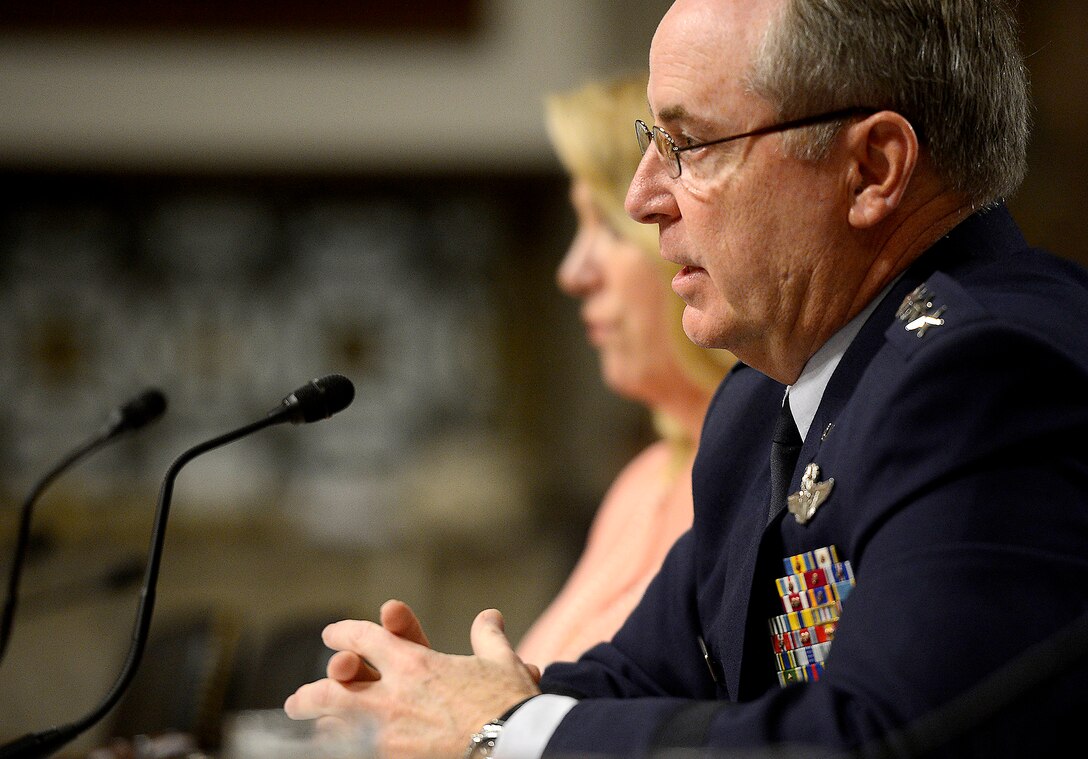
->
[1, 434, 113, 664]
[1, 390, 167, 665]
[0, 375, 353, 759]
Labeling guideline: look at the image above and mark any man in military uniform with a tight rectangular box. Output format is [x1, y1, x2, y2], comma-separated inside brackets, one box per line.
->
[285, 1, 1088, 756]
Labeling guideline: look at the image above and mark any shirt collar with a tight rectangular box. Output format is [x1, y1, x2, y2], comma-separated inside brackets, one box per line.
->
[787, 279, 897, 440]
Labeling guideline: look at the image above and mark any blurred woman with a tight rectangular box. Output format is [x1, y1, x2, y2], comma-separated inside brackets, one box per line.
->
[516, 74, 735, 668]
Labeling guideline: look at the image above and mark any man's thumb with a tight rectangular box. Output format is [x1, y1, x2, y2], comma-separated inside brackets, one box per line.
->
[470, 608, 513, 660]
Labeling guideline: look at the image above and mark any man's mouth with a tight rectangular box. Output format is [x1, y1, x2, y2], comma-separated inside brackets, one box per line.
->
[672, 265, 707, 298]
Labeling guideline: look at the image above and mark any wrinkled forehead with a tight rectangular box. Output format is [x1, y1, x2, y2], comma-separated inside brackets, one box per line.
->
[648, 0, 780, 125]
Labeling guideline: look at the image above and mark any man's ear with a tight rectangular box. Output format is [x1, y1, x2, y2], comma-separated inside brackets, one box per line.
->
[844, 111, 919, 229]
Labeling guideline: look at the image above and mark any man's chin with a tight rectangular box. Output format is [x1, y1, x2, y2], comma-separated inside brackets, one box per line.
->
[681, 309, 729, 350]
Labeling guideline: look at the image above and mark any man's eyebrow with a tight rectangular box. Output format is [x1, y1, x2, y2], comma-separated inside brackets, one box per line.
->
[655, 104, 691, 124]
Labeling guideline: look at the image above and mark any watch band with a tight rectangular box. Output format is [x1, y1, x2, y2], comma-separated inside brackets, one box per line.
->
[463, 720, 504, 759]
[462, 696, 537, 759]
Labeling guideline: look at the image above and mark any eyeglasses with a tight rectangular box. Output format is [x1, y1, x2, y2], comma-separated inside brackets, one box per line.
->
[635, 107, 877, 179]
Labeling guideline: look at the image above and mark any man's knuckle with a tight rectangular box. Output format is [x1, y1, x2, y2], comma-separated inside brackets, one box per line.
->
[311, 679, 336, 709]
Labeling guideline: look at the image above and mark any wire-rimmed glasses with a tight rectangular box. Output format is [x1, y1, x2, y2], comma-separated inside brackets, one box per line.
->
[635, 107, 878, 179]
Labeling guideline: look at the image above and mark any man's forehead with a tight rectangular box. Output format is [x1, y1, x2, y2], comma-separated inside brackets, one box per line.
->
[647, 70, 738, 129]
[648, 0, 778, 123]
[652, 0, 779, 53]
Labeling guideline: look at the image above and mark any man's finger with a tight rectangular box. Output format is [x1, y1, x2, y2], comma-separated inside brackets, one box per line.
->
[322, 619, 402, 671]
[284, 678, 370, 720]
[315, 714, 353, 734]
[380, 599, 430, 647]
[327, 650, 380, 682]
[469, 608, 517, 662]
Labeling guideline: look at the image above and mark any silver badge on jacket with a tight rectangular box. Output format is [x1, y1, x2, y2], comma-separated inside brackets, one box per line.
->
[787, 463, 835, 525]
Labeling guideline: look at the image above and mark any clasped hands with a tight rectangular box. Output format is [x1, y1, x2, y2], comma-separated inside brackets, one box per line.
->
[284, 599, 543, 759]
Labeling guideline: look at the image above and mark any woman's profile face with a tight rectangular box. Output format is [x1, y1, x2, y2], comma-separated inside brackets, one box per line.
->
[557, 179, 682, 404]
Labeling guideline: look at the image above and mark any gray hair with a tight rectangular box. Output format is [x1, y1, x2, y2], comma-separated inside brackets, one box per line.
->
[747, 0, 1031, 207]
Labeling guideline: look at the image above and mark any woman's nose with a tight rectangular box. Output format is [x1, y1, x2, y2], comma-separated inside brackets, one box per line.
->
[557, 226, 602, 297]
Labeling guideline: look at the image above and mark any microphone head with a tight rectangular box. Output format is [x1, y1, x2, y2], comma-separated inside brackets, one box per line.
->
[271, 374, 355, 424]
[105, 388, 168, 437]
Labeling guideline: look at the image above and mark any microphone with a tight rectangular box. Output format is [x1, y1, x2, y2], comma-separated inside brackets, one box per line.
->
[0, 374, 354, 759]
[100, 389, 168, 440]
[267, 373, 355, 425]
[0, 389, 167, 665]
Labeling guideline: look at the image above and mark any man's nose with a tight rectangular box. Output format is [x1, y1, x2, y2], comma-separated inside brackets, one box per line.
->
[626, 149, 674, 227]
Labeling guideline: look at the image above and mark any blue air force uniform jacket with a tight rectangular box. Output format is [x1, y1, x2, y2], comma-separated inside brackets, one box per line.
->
[538, 205, 1088, 757]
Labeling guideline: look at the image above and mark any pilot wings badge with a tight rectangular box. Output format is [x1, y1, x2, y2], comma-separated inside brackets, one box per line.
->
[787, 463, 835, 525]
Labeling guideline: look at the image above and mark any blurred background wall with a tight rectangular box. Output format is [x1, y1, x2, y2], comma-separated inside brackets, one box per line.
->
[0, 0, 1084, 754]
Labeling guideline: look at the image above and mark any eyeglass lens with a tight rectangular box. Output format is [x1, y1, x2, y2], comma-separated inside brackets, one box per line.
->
[634, 120, 681, 178]
[635, 120, 652, 154]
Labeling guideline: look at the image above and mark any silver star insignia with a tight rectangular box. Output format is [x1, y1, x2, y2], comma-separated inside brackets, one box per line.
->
[897, 283, 947, 338]
[787, 463, 835, 525]
[905, 307, 946, 337]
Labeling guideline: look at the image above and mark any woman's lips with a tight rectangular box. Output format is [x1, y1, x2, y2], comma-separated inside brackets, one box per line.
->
[584, 319, 612, 347]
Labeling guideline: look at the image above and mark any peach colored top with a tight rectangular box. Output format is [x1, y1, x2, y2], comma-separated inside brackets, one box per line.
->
[516, 440, 695, 668]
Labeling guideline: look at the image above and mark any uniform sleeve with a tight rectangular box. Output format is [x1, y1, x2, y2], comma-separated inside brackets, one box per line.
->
[538, 529, 716, 702]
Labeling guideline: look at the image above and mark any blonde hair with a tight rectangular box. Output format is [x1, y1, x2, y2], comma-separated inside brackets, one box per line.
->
[544, 74, 736, 459]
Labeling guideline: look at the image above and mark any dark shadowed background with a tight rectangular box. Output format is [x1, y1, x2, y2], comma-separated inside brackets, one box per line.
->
[0, 1, 1083, 753]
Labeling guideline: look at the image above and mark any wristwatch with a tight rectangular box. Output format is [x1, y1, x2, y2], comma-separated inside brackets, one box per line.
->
[463, 720, 505, 759]
[463, 696, 536, 759]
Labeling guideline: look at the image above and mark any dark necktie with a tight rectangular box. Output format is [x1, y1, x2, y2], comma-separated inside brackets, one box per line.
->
[768, 394, 803, 522]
